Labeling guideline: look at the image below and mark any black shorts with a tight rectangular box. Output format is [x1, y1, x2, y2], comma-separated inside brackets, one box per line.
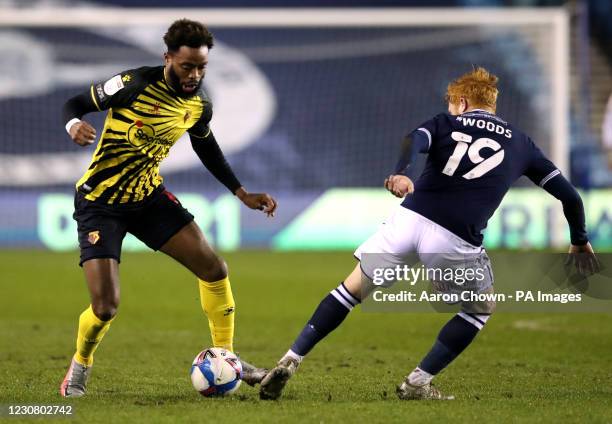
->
[73, 186, 194, 266]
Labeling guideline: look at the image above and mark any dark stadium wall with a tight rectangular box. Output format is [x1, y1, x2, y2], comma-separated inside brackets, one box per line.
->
[88, 0, 567, 7]
[91, 0, 465, 7]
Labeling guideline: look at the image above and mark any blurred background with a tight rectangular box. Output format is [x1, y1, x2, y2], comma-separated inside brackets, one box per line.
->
[0, 0, 610, 252]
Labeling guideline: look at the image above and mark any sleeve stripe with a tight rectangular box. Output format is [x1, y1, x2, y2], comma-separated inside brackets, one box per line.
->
[539, 169, 561, 187]
[90, 85, 102, 111]
[417, 127, 432, 150]
[189, 128, 211, 140]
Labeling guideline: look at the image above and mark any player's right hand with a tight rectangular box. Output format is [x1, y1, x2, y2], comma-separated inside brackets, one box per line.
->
[566, 242, 600, 276]
[235, 187, 278, 217]
[384, 174, 414, 198]
[69, 121, 97, 146]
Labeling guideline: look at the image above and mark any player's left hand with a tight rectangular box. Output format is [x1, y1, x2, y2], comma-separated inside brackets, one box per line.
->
[236, 188, 277, 217]
[384, 175, 414, 198]
[566, 242, 600, 276]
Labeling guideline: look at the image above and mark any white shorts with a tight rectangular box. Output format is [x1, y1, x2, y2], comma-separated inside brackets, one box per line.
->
[354, 206, 493, 293]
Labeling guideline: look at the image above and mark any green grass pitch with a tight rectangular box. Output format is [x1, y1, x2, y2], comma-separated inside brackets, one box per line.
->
[1, 250, 611, 423]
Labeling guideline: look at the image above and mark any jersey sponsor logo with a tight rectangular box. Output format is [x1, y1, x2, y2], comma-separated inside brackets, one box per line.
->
[87, 230, 100, 245]
[459, 116, 512, 139]
[103, 74, 125, 96]
[127, 120, 173, 148]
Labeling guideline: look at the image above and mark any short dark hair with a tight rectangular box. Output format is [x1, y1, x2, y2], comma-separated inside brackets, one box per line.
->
[163, 19, 214, 52]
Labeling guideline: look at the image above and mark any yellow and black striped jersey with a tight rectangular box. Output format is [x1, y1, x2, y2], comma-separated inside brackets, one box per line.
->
[76, 66, 212, 204]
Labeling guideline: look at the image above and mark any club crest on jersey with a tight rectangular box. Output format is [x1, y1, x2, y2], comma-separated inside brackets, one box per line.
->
[183, 110, 192, 123]
[88, 231, 100, 245]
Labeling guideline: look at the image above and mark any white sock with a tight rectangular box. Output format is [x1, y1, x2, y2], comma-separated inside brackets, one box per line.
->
[282, 349, 303, 364]
[408, 367, 434, 386]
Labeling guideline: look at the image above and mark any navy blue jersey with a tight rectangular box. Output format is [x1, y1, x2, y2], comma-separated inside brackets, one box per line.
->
[401, 110, 559, 246]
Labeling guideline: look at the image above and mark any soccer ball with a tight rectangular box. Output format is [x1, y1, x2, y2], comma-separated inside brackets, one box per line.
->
[190, 348, 243, 397]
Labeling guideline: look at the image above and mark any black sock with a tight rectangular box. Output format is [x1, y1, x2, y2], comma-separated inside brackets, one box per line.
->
[291, 282, 360, 356]
[418, 312, 490, 375]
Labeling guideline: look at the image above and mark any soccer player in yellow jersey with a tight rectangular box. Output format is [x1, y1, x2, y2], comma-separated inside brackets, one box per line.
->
[59, 19, 277, 397]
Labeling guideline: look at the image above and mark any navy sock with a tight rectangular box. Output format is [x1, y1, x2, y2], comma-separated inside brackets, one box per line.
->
[418, 312, 489, 375]
[291, 282, 360, 356]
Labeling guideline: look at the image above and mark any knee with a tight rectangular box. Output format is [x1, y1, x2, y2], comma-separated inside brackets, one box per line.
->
[480, 298, 496, 315]
[198, 256, 228, 282]
[92, 295, 120, 321]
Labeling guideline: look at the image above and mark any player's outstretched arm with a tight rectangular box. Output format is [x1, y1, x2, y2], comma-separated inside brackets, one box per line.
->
[190, 133, 277, 217]
[384, 131, 429, 198]
[62, 92, 99, 146]
[541, 175, 600, 275]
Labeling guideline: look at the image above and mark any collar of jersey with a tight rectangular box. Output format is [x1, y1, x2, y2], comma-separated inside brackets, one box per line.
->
[463, 109, 492, 115]
[461, 109, 507, 125]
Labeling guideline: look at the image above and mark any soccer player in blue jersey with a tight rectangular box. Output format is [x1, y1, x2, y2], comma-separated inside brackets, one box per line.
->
[260, 67, 599, 400]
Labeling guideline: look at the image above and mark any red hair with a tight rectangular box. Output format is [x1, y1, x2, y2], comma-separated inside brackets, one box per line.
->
[445, 67, 499, 112]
